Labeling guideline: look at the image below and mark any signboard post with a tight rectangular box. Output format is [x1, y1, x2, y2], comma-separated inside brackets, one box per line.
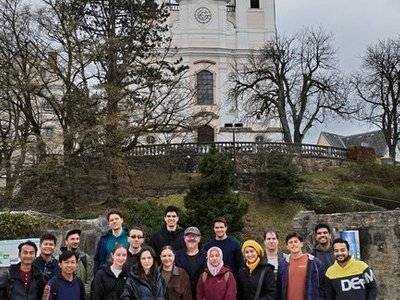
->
[340, 230, 361, 260]
[0, 238, 40, 267]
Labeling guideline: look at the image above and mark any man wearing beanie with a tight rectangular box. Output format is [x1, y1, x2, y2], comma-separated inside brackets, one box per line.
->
[277, 232, 325, 300]
[238, 240, 276, 300]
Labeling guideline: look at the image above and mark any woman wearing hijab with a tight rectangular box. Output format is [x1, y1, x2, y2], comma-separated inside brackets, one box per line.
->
[160, 245, 192, 300]
[196, 246, 237, 300]
[238, 240, 276, 300]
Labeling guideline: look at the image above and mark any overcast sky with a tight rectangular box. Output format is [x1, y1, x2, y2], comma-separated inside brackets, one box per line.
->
[275, 0, 400, 142]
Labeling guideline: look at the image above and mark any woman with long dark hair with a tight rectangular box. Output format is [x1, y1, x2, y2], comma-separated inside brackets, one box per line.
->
[120, 246, 167, 299]
[91, 244, 129, 300]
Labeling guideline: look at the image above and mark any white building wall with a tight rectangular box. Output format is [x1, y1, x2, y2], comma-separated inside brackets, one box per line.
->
[161, 0, 283, 144]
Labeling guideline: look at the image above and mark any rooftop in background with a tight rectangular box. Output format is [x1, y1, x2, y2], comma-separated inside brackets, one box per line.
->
[317, 130, 396, 160]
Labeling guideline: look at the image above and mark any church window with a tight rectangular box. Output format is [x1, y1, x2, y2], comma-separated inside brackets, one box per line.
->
[196, 70, 214, 105]
[250, 0, 260, 9]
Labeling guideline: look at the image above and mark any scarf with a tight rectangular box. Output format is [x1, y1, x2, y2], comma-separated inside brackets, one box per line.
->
[246, 257, 261, 274]
[242, 240, 264, 273]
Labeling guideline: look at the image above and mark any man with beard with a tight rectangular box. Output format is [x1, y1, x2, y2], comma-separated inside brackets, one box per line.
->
[175, 226, 207, 297]
[149, 206, 185, 257]
[325, 238, 378, 300]
[311, 223, 335, 271]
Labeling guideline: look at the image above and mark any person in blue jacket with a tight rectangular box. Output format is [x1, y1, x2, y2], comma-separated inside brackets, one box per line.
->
[93, 209, 129, 274]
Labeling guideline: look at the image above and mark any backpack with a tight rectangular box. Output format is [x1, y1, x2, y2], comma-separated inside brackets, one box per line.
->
[80, 254, 88, 270]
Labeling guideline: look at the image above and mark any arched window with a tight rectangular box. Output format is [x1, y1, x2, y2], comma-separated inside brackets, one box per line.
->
[255, 135, 264, 143]
[250, 0, 260, 9]
[196, 70, 214, 105]
[146, 135, 156, 144]
[197, 125, 214, 143]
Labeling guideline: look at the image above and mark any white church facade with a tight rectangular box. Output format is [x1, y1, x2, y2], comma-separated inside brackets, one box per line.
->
[148, 0, 283, 144]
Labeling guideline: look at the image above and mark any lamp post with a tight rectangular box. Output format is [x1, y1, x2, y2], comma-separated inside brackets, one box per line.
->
[224, 123, 243, 192]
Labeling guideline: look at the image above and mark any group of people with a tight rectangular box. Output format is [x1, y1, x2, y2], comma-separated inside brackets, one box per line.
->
[0, 206, 378, 300]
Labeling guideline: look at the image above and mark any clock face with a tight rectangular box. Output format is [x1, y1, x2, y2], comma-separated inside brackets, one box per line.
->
[195, 7, 212, 24]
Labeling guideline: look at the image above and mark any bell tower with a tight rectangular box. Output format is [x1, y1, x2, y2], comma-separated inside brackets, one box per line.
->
[164, 0, 282, 143]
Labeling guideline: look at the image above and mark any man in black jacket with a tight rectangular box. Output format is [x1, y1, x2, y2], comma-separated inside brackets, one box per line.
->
[149, 205, 185, 256]
[0, 240, 46, 300]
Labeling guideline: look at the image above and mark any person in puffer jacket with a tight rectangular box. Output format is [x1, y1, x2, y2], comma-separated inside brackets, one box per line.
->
[120, 246, 167, 300]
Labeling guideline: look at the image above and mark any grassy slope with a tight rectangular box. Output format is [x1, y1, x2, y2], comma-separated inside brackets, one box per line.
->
[154, 192, 305, 245]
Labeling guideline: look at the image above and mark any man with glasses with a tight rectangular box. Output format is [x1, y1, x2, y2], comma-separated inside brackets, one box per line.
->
[175, 226, 207, 297]
[150, 206, 185, 256]
[126, 227, 145, 269]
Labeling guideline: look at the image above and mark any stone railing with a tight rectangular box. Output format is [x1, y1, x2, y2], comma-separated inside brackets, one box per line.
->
[128, 142, 347, 160]
[165, 3, 236, 12]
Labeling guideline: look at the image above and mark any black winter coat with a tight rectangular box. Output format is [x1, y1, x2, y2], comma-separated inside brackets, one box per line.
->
[237, 258, 276, 300]
[149, 225, 185, 258]
[120, 269, 167, 300]
[90, 265, 129, 300]
[0, 263, 46, 300]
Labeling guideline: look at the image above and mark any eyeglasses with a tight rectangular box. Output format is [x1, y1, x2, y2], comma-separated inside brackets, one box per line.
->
[130, 235, 143, 239]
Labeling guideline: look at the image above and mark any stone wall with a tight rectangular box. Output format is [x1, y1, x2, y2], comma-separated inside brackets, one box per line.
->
[293, 210, 400, 300]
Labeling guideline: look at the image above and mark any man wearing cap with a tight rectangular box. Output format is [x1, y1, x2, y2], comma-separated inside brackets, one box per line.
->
[175, 226, 207, 297]
[60, 229, 92, 294]
[149, 205, 185, 257]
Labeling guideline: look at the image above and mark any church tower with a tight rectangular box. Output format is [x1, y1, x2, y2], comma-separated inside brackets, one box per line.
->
[165, 0, 282, 143]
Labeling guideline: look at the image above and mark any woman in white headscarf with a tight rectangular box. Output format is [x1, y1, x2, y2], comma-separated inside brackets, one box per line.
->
[196, 246, 237, 300]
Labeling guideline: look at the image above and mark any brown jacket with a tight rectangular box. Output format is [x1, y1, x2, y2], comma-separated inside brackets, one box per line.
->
[165, 265, 193, 300]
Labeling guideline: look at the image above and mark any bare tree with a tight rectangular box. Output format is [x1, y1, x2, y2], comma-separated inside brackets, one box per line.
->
[352, 37, 400, 160]
[230, 27, 350, 144]
[0, 0, 52, 205]
[76, 0, 197, 202]
[0, 0, 50, 159]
